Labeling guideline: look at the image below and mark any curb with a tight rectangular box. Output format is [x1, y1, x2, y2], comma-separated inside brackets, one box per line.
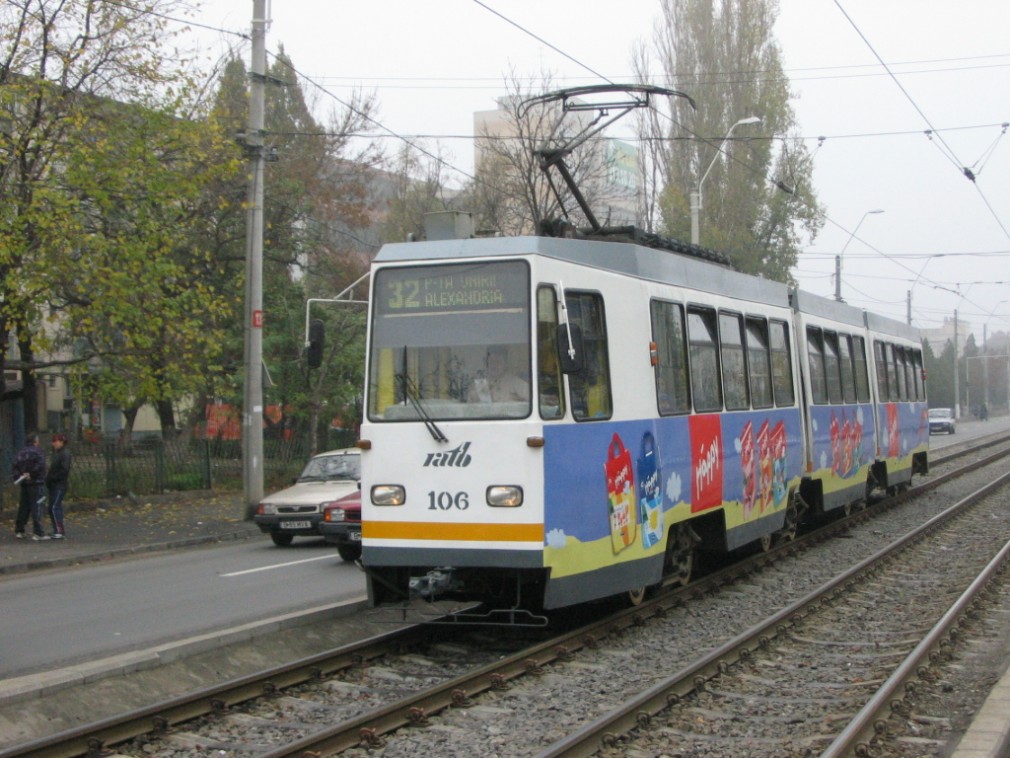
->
[0, 529, 259, 576]
[0, 595, 368, 707]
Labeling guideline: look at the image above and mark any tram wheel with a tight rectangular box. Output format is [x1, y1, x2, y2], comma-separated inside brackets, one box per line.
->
[665, 524, 695, 587]
[626, 586, 647, 606]
[775, 498, 800, 544]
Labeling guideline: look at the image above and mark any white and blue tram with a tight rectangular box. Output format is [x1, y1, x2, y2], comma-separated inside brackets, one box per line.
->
[357, 229, 928, 616]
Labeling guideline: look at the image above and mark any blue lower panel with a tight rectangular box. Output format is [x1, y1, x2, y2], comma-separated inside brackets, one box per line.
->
[545, 553, 664, 609]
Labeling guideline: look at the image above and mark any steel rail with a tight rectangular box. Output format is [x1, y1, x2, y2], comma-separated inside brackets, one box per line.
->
[7, 437, 1009, 758]
[822, 476, 1010, 756]
[534, 467, 1010, 758]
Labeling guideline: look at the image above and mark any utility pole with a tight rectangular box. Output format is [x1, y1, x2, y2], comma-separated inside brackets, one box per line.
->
[242, 0, 267, 517]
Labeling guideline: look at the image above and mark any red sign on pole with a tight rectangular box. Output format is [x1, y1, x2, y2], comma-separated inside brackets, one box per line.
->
[252, 310, 263, 328]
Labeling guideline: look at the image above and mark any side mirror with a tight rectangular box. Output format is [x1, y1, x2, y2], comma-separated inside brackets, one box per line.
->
[307, 318, 325, 369]
[556, 323, 584, 374]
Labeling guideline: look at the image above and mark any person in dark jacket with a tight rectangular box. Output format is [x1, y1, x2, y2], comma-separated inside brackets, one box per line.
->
[46, 433, 71, 538]
[13, 432, 48, 540]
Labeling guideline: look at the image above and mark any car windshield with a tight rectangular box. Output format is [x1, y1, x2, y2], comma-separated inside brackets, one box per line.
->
[928, 409, 951, 419]
[298, 454, 360, 482]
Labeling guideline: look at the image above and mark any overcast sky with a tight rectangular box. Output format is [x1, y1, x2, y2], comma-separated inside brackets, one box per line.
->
[190, 0, 1010, 345]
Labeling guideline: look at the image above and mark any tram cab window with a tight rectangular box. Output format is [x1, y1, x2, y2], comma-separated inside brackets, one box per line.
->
[367, 260, 531, 421]
[650, 300, 691, 415]
[806, 327, 828, 404]
[566, 291, 612, 421]
[468, 345, 530, 403]
[746, 317, 773, 409]
[853, 336, 870, 402]
[688, 307, 723, 412]
[719, 312, 750, 411]
[770, 320, 795, 406]
[536, 286, 565, 419]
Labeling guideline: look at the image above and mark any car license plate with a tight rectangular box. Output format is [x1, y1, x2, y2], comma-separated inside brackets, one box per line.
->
[281, 520, 311, 529]
[350, 532, 362, 541]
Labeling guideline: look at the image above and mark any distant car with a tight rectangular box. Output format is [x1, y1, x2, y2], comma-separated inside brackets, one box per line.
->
[319, 490, 362, 562]
[928, 408, 956, 435]
[254, 448, 361, 546]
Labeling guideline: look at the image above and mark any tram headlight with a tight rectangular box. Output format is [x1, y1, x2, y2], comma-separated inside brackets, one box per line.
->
[371, 484, 405, 506]
[487, 486, 523, 507]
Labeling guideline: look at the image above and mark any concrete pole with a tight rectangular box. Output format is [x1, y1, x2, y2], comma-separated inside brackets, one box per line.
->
[242, 0, 266, 516]
[690, 191, 700, 246]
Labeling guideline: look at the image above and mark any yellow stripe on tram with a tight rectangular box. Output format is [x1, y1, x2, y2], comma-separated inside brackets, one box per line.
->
[364, 521, 543, 543]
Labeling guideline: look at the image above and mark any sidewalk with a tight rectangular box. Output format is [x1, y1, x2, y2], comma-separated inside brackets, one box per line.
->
[0, 489, 261, 575]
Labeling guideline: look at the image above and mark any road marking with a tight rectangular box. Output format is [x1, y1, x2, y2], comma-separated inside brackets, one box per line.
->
[222, 554, 339, 577]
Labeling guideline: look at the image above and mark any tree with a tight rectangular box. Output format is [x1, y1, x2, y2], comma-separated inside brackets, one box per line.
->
[925, 339, 955, 410]
[380, 143, 457, 243]
[633, 0, 823, 279]
[0, 0, 235, 435]
[206, 50, 381, 453]
[464, 70, 612, 236]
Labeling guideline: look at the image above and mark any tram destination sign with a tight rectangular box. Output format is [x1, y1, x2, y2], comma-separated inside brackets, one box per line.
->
[376, 261, 528, 315]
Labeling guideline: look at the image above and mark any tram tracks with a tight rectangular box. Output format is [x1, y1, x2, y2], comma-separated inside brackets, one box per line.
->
[546, 464, 1010, 757]
[4, 435, 1010, 758]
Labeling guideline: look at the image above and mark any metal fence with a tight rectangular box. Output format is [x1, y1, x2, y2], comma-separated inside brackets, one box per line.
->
[1, 430, 357, 509]
[77, 438, 317, 498]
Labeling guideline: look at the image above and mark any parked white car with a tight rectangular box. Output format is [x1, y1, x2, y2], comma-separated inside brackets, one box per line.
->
[253, 448, 361, 546]
[928, 408, 956, 435]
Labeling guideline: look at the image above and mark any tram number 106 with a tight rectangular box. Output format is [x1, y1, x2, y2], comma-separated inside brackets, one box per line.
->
[428, 491, 470, 510]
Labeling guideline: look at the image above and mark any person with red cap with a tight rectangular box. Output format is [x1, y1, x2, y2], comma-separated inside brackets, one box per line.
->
[45, 433, 72, 538]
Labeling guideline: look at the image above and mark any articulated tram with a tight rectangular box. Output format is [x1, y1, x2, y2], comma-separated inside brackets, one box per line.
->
[356, 224, 928, 619]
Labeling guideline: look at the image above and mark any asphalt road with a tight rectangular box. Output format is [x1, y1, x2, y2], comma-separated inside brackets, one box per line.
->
[0, 537, 366, 680]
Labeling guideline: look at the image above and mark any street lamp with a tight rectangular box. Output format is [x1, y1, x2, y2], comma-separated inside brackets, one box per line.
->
[834, 208, 885, 302]
[690, 116, 762, 246]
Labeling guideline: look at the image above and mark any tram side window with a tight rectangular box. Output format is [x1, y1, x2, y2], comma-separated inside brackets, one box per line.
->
[688, 307, 723, 412]
[909, 347, 925, 400]
[884, 343, 898, 401]
[807, 327, 828, 404]
[566, 291, 613, 420]
[838, 334, 856, 403]
[911, 349, 924, 400]
[894, 347, 908, 401]
[874, 340, 889, 400]
[823, 331, 843, 404]
[536, 286, 565, 419]
[650, 300, 691, 415]
[770, 320, 795, 406]
[719, 312, 750, 411]
[853, 336, 870, 403]
[746, 316, 773, 409]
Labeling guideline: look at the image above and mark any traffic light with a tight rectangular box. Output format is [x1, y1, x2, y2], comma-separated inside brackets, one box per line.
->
[307, 318, 324, 369]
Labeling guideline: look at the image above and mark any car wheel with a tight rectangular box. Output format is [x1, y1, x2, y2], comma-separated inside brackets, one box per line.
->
[337, 544, 361, 562]
[271, 532, 295, 547]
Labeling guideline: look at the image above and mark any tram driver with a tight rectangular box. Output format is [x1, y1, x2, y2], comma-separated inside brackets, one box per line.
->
[468, 345, 529, 403]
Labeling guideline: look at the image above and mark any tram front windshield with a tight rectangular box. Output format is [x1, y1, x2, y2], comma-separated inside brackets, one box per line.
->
[368, 260, 532, 421]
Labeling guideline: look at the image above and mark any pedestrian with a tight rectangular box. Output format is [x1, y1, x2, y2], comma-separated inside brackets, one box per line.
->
[12, 432, 48, 541]
[46, 432, 71, 538]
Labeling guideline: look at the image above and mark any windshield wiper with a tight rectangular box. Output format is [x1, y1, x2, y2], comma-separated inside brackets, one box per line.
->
[397, 371, 448, 443]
